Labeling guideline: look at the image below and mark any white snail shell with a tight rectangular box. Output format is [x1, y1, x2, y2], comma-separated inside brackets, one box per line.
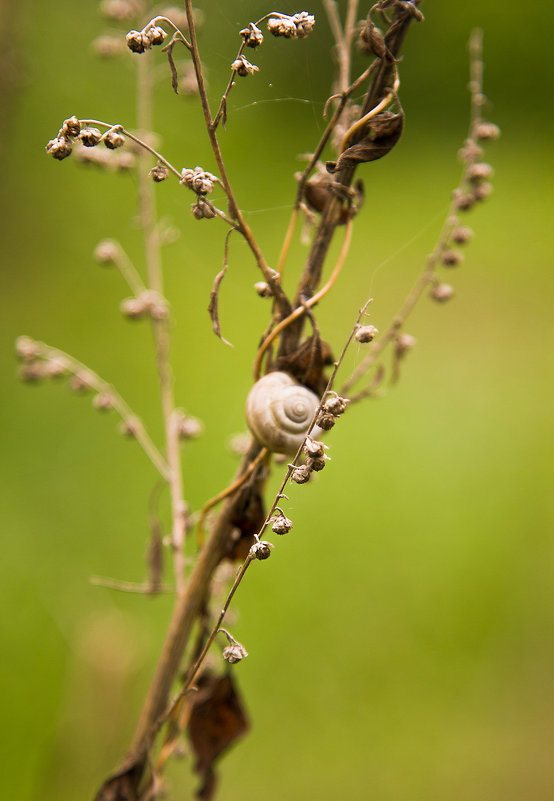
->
[246, 371, 322, 455]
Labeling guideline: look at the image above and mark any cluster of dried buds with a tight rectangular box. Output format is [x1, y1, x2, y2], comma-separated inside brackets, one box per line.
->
[15, 336, 119, 415]
[267, 12, 315, 39]
[233, 12, 315, 76]
[429, 119, 500, 304]
[315, 392, 349, 432]
[126, 23, 166, 54]
[180, 167, 219, 219]
[121, 290, 169, 320]
[16, 337, 67, 382]
[290, 431, 331, 484]
[46, 117, 127, 163]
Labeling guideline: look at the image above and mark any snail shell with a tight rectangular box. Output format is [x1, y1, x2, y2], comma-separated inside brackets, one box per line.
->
[246, 371, 322, 455]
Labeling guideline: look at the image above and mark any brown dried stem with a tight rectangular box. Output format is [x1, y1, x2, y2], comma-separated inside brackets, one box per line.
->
[136, 53, 189, 594]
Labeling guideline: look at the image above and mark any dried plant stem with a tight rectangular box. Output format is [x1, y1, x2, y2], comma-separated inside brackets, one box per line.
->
[183, 0, 291, 318]
[171, 298, 373, 704]
[254, 217, 354, 378]
[136, 53, 188, 593]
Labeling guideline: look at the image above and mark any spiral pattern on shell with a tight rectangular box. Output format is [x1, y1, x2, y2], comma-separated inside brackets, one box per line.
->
[246, 371, 322, 455]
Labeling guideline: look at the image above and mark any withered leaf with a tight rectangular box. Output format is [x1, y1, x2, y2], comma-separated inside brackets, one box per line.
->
[164, 42, 180, 94]
[208, 265, 233, 347]
[327, 111, 404, 173]
[188, 671, 249, 801]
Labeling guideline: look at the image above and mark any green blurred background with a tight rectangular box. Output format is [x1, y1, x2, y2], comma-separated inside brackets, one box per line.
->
[1, 1, 553, 799]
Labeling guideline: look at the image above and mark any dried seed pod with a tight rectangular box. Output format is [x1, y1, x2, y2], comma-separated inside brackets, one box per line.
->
[475, 122, 500, 141]
[303, 436, 326, 459]
[46, 137, 72, 160]
[442, 249, 464, 267]
[431, 283, 455, 303]
[395, 333, 416, 354]
[466, 162, 494, 183]
[451, 225, 473, 245]
[323, 394, 348, 416]
[126, 29, 150, 53]
[307, 456, 327, 472]
[61, 116, 81, 138]
[271, 513, 293, 535]
[254, 281, 272, 298]
[231, 55, 259, 77]
[250, 540, 272, 560]
[79, 127, 102, 147]
[472, 182, 493, 201]
[355, 324, 379, 343]
[245, 371, 323, 455]
[191, 199, 216, 219]
[147, 26, 166, 46]
[149, 162, 169, 182]
[103, 130, 125, 150]
[316, 412, 335, 430]
[93, 239, 119, 265]
[222, 642, 248, 663]
[93, 392, 115, 411]
[240, 22, 264, 47]
[290, 464, 311, 484]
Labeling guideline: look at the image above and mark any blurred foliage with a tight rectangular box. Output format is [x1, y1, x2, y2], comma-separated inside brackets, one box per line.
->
[0, 1, 553, 800]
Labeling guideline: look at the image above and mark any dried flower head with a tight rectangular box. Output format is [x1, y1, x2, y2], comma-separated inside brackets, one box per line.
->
[395, 333, 416, 354]
[180, 166, 217, 195]
[290, 464, 311, 484]
[61, 116, 81, 138]
[250, 540, 273, 560]
[103, 130, 125, 150]
[472, 181, 493, 201]
[222, 642, 248, 664]
[93, 239, 119, 265]
[466, 162, 494, 183]
[79, 127, 102, 147]
[240, 22, 264, 48]
[254, 281, 272, 298]
[451, 225, 473, 245]
[303, 436, 327, 459]
[267, 12, 315, 39]
[93, 392, 115, 411]
[307, 455, 327, 472]
[191, 199, 217, 220]
[475, 122, 500, 141]
[431, 283, 455, 303]
[453, 189, 476, 212]
[315, 411, 335, 430]
[442, 249, 464, 267]
[149, 162, 169, 182]
[46, 137, 72, 161]
[231, 55, 259, 77]
[292, 12, 316, 38]
[126, 29, 150, 53]
[355, 324, 379, 343]
[146, 25, 167, 46]
[323, 394, 348, 416]
[176, 412, 203, 440]
[271, 512, 293, 535]
[15, 336, 41, 361]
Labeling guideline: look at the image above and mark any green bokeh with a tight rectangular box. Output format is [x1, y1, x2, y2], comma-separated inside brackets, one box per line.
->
[1, 2, 553, 800]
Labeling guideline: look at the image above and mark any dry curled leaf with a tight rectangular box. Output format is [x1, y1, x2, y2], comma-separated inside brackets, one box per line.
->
[188, 671, 249, 800]
[208, 265, 233, 347]
[327, 111, 404, 173]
